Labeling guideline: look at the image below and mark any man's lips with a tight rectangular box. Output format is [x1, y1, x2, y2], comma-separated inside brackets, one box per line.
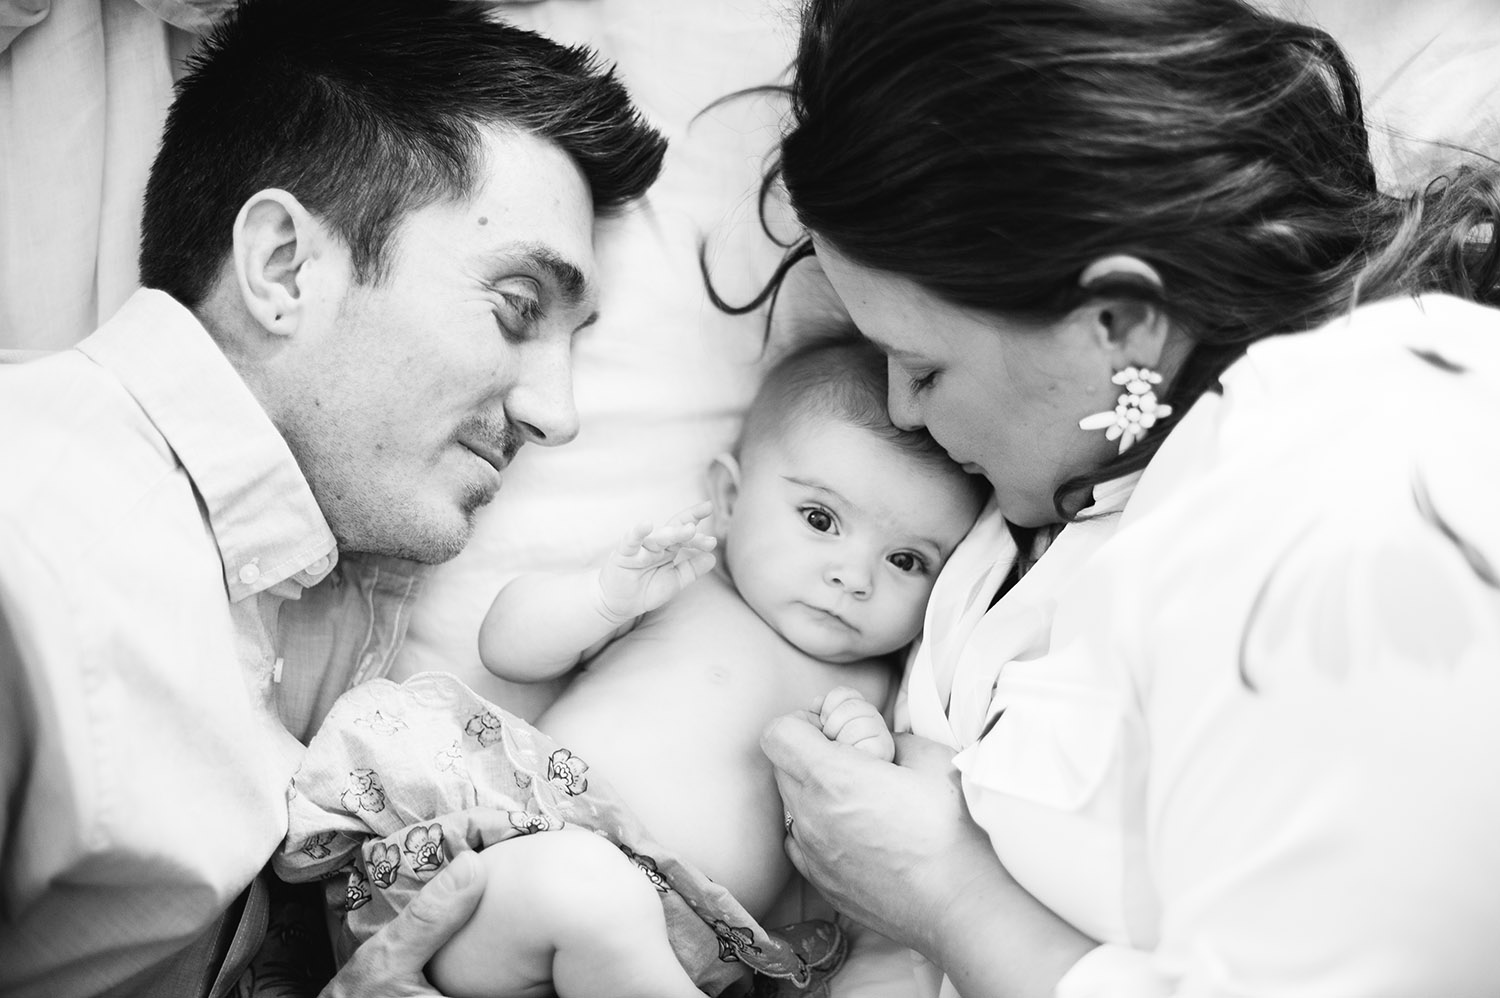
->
[462, 438, 513, 477]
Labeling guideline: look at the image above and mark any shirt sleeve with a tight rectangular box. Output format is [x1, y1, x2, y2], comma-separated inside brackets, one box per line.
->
[0, 577, 36, 905]
[1060, 487, 1500, 996]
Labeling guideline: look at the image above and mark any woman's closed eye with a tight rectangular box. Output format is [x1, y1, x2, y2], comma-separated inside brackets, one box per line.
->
[906, 369, 937, 395]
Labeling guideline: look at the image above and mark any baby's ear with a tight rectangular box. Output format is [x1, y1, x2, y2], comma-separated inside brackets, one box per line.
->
[705, 453, 741, 537]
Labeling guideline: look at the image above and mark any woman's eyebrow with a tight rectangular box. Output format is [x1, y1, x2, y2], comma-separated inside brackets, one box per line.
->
[862, 337, 926, 364]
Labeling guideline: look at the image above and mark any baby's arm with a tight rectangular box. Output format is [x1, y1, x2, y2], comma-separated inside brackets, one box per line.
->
[478, 501, 717, 682]
[813, 686, 896, 762]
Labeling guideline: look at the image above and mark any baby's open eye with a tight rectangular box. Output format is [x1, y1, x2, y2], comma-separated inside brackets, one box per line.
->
[803, 507, 835, 533]
[888, 551, 927, 574]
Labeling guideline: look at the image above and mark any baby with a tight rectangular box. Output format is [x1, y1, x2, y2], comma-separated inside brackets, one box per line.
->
[275, 336, 989, 997]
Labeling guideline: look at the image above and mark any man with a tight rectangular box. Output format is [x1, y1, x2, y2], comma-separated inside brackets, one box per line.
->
[0, 0, 665, 994]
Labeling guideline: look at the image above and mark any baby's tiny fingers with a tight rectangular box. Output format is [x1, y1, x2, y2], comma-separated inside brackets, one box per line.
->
[818, 686, 869, 720]
[617, 521, 654, 554]
[677, 550, 717, 583]
[643, 523, 698, 553]
[669, 500, 715, 526]
[820, 694, 881, 740]
[684, 533, 718, 552]
[834, 714, 892, 756]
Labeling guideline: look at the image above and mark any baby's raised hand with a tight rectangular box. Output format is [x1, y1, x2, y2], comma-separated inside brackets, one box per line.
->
[813, 686, 896, 762]
[596, 501, 717, 623]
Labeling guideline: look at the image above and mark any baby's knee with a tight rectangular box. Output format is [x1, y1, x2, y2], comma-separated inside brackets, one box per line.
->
[430, 830, 669, 997]
[528, 822, 669, 924]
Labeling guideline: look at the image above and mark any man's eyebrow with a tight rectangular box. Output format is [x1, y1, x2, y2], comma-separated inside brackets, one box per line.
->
[490, 242, 595, 309]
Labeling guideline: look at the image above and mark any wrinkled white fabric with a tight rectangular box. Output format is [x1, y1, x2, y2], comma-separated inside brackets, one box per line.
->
[907, 295, 1500, 998]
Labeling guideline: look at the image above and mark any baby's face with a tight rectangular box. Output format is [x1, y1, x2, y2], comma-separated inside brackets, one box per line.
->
[720, 418, 982, 663]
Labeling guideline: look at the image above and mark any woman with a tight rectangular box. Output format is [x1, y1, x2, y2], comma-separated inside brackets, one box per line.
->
[754, 0, 1500, 995]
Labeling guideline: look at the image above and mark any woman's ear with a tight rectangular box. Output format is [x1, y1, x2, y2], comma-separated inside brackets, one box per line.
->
[705, 452, 741, 539]
[1078, 254, 1171, 371]
[231, 188, 328, 338]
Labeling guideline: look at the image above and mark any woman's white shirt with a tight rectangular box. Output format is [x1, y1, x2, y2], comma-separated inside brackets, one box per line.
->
[905, 294, 1500, 997]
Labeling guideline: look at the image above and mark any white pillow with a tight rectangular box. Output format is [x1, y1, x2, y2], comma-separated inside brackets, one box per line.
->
[395, 0, 1500, 722]
[1260, 0, 1500, 186]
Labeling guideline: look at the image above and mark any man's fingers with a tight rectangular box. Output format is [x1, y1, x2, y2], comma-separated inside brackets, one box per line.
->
[380, 850, 485, 964]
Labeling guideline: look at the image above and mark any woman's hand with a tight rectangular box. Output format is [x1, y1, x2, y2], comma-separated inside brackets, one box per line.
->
[762, 713, 992, 950]
[762, 713, 1096, 996]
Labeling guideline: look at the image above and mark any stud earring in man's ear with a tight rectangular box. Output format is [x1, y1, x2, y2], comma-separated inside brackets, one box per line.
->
[1078, 366, 1172, 454]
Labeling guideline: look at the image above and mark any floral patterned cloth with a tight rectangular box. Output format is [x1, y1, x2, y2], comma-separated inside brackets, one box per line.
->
[275, 672, 832, 995]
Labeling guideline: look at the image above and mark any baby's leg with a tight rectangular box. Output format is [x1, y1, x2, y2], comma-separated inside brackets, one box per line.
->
[427, 826, 705, 998]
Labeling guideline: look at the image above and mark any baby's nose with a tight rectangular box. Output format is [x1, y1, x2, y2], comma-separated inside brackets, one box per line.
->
[824, 563, 872, 597]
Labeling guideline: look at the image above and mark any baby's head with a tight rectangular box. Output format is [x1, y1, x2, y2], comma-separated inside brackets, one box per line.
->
[708, 335, 990, 663]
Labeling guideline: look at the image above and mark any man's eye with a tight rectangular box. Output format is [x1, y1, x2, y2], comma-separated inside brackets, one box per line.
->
[500, 292, 541, 325]
[803, 508, 834, 533]
[888, 551, 927, 574]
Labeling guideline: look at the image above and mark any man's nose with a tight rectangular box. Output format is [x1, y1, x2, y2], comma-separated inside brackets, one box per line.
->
[509, 342, 579, 447]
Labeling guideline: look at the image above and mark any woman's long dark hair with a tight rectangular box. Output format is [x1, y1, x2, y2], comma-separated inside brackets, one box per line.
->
[719, 0, 1500, 517]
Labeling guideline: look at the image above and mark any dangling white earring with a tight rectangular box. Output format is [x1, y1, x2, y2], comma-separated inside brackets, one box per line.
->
[1078, 366, 1172, 454]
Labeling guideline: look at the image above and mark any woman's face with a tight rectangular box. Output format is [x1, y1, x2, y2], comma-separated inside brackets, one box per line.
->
[815, 243, 1122, 527]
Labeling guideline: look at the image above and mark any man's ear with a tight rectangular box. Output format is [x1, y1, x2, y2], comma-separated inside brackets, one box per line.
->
[1078, 254, 1171, 370]
[231, 188, 327, 337]
[705, 452, 741, 539]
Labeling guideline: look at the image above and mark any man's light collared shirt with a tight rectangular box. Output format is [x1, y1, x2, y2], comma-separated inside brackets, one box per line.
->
[0, 290, 421, 997]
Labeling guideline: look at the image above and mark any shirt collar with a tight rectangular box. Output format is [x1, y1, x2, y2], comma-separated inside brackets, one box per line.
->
[1084, 471, 1142, 517]
[77, 289, 338, 602]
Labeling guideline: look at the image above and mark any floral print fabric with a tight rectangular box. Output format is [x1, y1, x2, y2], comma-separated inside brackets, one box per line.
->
[275, 672, 825, 995]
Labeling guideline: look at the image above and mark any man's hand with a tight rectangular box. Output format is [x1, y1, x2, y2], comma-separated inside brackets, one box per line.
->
[319, 851, 484, 998]
[812, 686, 895, 762]
[595, 501, 717, 623]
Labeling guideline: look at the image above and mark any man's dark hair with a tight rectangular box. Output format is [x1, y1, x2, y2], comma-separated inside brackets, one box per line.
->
[140, 0, 667, 307]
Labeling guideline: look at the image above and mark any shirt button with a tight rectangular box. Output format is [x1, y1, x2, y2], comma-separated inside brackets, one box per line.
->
[238, 563, 261, 584]
[306, 555, 330, 575]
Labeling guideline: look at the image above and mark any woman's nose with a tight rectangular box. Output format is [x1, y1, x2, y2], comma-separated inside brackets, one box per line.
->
[886, 358, 924, 431]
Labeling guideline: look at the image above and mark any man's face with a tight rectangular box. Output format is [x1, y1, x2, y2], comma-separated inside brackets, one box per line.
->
[287, 128, 599, 562]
